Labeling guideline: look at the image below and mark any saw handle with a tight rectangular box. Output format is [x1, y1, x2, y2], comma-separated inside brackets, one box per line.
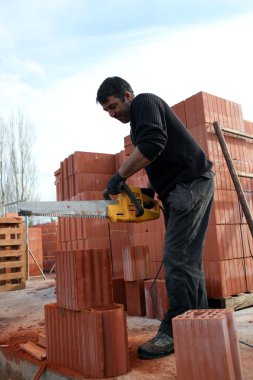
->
[103, 184, 144, 217]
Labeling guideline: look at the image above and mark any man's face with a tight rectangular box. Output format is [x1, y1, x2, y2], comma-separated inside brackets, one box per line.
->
[101, 92, 133, 124]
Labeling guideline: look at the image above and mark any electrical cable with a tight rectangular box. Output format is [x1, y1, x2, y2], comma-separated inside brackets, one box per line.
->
[148, 203, 165, 321]
[239, 340, 253, 349]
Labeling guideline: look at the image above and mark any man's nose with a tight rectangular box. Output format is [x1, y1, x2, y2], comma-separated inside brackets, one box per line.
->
[109, 110, 116, 118]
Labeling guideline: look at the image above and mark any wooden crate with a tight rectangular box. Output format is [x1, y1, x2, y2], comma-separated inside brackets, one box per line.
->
[0, 216, 27, 292]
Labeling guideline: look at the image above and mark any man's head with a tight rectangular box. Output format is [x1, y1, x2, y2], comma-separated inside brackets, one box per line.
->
[96, 76, 134, 123]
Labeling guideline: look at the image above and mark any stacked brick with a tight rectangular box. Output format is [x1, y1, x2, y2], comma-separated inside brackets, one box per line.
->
[55, 151, 129, 279]
[171, 92, 253, 298]
[172, 308, 244, 380]
[30, 221, 59, 272]
[45, 248, 130, 378]
[0, 215, 26, 291]
[28, 227, 43, 276]
[54, 151, 116, 201]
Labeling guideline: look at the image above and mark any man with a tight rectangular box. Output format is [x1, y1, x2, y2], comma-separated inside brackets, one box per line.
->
[96, 76, 214, 359]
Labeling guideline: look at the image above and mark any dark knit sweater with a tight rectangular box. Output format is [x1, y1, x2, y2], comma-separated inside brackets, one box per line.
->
[130, 93, 213, 200]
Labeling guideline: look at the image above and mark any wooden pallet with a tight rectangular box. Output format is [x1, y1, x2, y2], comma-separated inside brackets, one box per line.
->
[208, 291, 253, 310]
[0, 216, 27, 292]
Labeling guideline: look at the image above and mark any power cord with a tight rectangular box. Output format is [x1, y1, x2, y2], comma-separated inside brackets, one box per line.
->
[148, 203, 164, 321]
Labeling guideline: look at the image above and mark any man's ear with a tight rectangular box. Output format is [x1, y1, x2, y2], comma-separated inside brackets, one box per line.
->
[125, 91, 133, 101]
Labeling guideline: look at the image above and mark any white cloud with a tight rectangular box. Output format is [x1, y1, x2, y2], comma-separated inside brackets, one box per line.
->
[1, 12, 253, 200]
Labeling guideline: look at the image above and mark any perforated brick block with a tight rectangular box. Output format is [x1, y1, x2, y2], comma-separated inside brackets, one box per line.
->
[45, 303, 130, 379]
[56, 249, 113, 310]
[172, 309, 243, 380]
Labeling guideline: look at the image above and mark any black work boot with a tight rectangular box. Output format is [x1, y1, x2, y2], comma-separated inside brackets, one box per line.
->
[137, 331, 174, 359]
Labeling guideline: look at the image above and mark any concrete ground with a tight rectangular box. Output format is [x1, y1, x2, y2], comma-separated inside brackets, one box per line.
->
[0, 277, 252, 379]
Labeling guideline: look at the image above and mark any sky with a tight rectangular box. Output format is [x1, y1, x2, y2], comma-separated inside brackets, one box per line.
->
[1, 0, 253, 201]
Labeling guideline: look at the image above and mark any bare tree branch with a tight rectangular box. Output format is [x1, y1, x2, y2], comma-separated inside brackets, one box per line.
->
[0, 111, 38, 206]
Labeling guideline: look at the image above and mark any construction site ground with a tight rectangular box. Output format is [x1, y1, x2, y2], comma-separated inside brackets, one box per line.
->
[0, 277, 252, 380]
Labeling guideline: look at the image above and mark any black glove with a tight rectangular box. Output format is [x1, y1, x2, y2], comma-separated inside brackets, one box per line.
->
[107, 171, 125, 195]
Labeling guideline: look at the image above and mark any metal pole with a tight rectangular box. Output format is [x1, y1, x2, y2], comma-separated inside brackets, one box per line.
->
[212, 121, 253, 237]
[25, 216, 29, 281]
[29, 249, 47, 280]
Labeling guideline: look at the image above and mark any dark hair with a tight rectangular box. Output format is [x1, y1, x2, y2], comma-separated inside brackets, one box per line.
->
[96, 76, 134, 103]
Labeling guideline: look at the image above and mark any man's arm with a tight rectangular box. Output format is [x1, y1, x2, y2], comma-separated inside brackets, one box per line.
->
[106, 146, 152, 194]
[118, 146, 152, 179]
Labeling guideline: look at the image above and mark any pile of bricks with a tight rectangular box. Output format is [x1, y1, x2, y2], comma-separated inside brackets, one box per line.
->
[29, 223, 58, 276]
[45, 248, 129, 378]
[30, 221, 59, 273]
[173, 91, 253, 298]
[52, 91, 252, 317]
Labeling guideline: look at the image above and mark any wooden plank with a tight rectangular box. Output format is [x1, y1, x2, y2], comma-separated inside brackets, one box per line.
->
[0, 226, 23, 234]
[237, 171, 253, 179]
[0, 217, 23, 224]
[0, 239, 23, 246]
[0, 282, 26, 292]
[0, 249, 25, 258]
[0, 272, 24, 281]
[221, 126, 253, 140]
[20, 341, 46, 360]
[208, 292, 253, 310]
[0, 260, 23, 269]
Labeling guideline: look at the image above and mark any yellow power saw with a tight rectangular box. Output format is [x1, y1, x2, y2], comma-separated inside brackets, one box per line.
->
[18, 184, 160, 223]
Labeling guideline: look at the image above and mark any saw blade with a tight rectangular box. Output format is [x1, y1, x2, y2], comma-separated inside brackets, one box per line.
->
[17, 200, 118, 218]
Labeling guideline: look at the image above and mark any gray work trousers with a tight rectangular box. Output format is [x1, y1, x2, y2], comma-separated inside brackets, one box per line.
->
[159, 170, 214, 337]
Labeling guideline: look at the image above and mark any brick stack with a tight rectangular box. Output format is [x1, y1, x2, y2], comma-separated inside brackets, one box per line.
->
[28, 227, 43, 276]
[0, 215, 26, 291]
[171, 92, 253, 298]
[45, 248, 129, 378]
[172, 308, 244, 380]
[31, 221, 59, 272]
[55, 151, 130, 279]
[54, 151, 116, 201]
[41, 221, 58, 272]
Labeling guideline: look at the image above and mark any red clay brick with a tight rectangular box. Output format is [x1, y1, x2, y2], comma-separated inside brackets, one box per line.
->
[125, 280, 146, 316]
[45, 303, 129, 378]
[112, 277, 127, 310]
[172, 309, 243, 380]
[56, 249, 113, 310]
[122, 245, 151, 281]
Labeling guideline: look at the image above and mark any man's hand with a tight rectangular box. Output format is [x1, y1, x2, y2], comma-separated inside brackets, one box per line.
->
[107, 171, 126, 195]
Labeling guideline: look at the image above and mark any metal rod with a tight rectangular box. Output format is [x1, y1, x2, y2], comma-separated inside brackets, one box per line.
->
[25, 216, 29, 281]
[29, 249, 47, 280]
[213, 121, 253, 237]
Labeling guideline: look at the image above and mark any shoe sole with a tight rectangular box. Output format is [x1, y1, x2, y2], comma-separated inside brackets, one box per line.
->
[137, 348, 174, 360]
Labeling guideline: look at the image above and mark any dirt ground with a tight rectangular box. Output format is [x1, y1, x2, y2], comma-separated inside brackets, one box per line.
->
[0, 277, 252, 380]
